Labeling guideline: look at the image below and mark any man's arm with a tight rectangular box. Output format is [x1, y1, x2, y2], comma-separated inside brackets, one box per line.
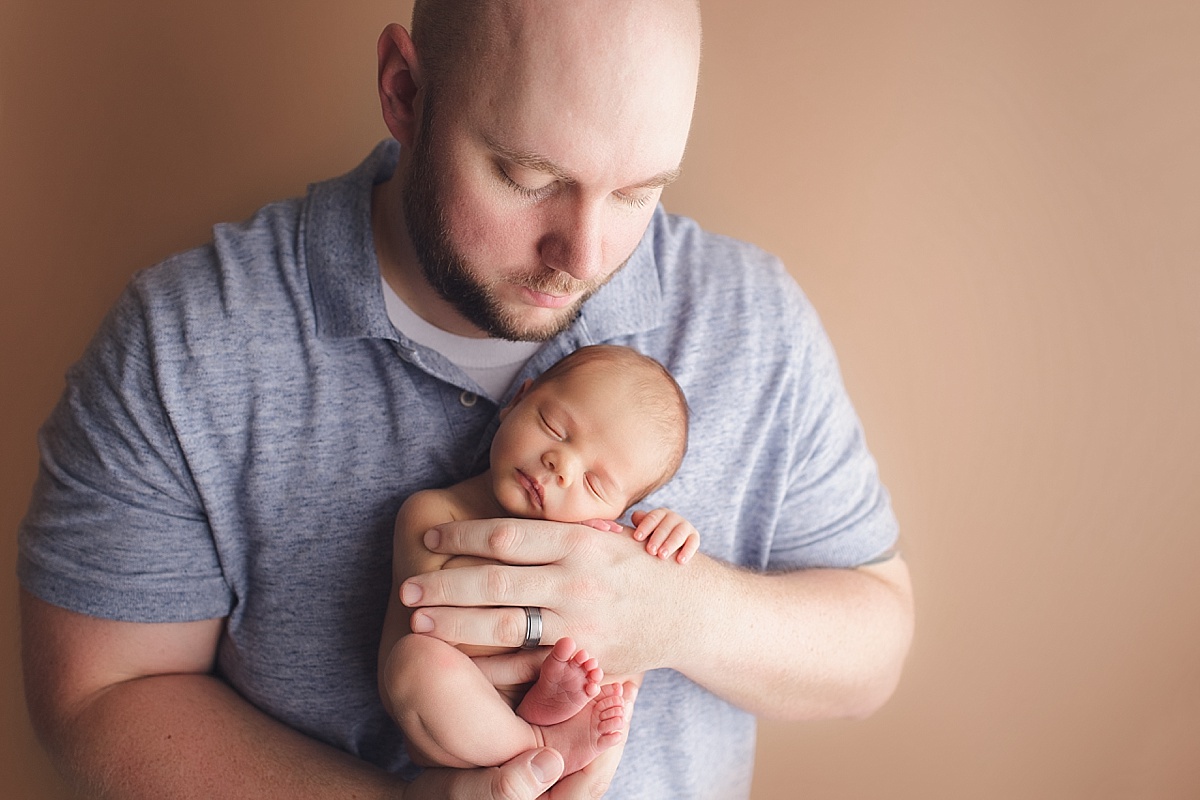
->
[21, 590, 566, 799]
[397, 521, 913, 721]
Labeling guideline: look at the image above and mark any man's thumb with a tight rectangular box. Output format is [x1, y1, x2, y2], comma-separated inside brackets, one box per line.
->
[528, 748, 565, 785]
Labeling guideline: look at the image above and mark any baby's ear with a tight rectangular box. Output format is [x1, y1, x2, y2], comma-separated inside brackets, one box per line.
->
[499, 378, 534, 420]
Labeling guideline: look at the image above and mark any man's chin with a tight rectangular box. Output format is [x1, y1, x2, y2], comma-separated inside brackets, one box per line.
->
[485, 301, 585, 342]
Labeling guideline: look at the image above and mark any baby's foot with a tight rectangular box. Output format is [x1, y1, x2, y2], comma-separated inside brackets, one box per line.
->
[536, 682, 627, 775]
[517, 637, 603, 726]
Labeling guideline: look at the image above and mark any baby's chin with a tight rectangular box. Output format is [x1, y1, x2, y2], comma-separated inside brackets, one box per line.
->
[496, 500, 573, 524]
[495, 498, 551, 522]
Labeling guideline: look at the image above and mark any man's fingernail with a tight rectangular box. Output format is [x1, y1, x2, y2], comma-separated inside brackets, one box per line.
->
[410, 611, 433, 633]
[423, 528, 440, 549]
[531, 748, 564, 783]
[400, 582, 422, 606]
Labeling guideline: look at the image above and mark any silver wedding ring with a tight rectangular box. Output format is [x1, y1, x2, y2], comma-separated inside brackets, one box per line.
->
[521, 606, 543, 649]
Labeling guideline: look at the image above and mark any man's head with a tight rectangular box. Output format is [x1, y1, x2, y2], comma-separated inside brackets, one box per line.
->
[376, 0, 702, 341]
[489, 345, 690, 523]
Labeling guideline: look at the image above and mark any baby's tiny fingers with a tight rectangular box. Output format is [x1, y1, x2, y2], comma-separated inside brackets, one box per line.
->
[646, 528, 679, 557]
[677, 534, 701, 564]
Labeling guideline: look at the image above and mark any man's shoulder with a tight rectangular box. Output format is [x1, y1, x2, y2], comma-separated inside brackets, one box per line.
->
[129, 196, 307, 311]
[645, 208, 814, 334]
[649, 209, 801, 300]
[650, 209, 778, 267]
[108, 194, 327, 368]
[129, 142, 391, 318]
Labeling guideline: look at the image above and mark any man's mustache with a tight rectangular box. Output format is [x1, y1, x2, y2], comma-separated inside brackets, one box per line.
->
[509, 271, 596, 296]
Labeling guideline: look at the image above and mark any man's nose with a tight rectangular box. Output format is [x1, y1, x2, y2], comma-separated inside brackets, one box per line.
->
[539, 197, 605, 283]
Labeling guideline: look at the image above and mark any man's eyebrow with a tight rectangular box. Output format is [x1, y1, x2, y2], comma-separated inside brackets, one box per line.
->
[484, 134, 681, 191]
[485, 135, 575, 183]
[627, 166, 682, 191]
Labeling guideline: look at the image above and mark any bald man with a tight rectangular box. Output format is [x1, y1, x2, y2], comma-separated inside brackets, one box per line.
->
[19, 1, 913, 798]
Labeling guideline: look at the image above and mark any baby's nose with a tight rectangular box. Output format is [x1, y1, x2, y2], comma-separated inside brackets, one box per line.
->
[543, 450, 576, 485]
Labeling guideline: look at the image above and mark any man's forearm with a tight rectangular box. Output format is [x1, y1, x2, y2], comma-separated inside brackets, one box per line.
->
[665, 554, 914, 720]
[22, 590, 567, 800]
[41, 672, 402, 800]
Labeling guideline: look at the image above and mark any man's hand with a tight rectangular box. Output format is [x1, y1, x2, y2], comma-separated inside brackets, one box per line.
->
[400, 519, 693, 674]
[408, 748, 566, 800]
[470, 648, 546, 705]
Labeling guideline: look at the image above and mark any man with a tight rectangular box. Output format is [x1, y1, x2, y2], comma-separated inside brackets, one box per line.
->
[19, 1, 914, 797]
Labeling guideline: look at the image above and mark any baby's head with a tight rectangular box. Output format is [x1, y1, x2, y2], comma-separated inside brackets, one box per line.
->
[489, 345, 689, 523]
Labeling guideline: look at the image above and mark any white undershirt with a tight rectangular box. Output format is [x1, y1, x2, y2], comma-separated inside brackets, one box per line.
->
[381, 279, 541, 400]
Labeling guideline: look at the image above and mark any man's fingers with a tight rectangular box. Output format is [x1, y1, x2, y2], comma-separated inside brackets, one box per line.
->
[522, 748, 567, 790]
[411, 606, 556, 649]
[472, 649, 546, 688]
[403, 560, 558, 608]
[424, 519, 581, 564]
[409, 748, 564, 800]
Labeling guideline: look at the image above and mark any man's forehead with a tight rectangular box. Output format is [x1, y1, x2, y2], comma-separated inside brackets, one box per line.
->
[418, 0, 700, 169]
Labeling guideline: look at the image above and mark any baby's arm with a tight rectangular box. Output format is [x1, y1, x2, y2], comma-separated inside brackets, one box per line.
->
[630, 508, 700, 564]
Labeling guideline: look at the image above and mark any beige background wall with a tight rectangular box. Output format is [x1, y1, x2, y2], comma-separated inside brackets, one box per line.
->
[3, 1, 1197, 797]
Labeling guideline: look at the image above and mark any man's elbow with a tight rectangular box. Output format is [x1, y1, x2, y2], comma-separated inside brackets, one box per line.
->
[843, 646, 911, 721]
[786, 567, 915, 723]
[842, 589, 915, 720]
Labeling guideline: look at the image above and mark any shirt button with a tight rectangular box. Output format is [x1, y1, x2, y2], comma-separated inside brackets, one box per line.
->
[459, 391, 478, 408]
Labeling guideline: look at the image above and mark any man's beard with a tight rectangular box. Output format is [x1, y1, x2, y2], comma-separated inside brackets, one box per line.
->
[401, 107, 619, 342]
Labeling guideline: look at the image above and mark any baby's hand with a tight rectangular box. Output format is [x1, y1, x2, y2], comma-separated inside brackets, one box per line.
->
[579, 518, 624, 533]
[630, 508, 700, 564]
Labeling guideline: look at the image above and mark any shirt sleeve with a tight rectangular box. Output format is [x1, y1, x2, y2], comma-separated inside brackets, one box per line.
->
[18, 279, 233, 622]
[765, 282, 899, 570]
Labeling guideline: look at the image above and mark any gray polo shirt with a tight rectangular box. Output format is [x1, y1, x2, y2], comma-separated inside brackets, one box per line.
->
[19, 140, 897, 798]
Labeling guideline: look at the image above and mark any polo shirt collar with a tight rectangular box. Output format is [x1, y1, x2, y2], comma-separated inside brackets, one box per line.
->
[306, 141, 400, 341]
[304, 139, 665, 344]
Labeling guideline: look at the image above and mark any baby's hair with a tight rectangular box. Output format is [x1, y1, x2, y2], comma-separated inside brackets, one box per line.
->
[532, 344, 689, 504]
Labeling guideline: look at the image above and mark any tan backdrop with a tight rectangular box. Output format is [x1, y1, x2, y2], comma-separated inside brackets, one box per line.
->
[3, 1, 1198, 797]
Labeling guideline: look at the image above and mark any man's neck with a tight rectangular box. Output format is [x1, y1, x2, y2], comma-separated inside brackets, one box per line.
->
[369, 177, 487, 339]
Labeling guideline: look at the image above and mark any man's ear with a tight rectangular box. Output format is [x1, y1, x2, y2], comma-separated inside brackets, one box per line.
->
[377, 23, 424, 148]
[499, 379, 534, 420]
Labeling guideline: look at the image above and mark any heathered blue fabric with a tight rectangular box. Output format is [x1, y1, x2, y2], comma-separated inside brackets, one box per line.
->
[18, 141, 897, 798]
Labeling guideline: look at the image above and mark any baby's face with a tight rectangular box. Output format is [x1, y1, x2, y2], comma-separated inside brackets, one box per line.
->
[490, 366, 666, 523]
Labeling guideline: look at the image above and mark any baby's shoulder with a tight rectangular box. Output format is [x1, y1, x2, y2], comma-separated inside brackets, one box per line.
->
[393, 489, 467, 577]
[397, 488, 465, 534]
